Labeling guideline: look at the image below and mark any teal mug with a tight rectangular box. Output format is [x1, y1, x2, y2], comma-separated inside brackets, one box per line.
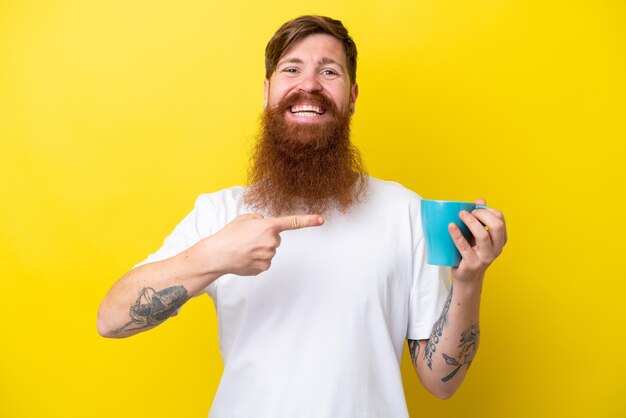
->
[421, 199, 488, 266]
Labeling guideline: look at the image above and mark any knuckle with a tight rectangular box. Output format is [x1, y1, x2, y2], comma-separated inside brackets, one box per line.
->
[491, 220, 505, 232]
[478, 251, 495, 265]
[475, 228, 489, 240]
[272, 219, 285, 231]
[264, 222, 278, 234]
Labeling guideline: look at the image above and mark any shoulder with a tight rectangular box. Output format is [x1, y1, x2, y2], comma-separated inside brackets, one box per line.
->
[350, 177, 425, 224]
[366, 176, 423, 205]
[356, 177, 427, 242]
[192, 185, 247, 228]
[194, 186, 246, 209]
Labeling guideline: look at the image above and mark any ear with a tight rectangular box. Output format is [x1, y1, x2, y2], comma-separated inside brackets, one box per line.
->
[350, 83, 359, 114]
[263, 79, 269, 109]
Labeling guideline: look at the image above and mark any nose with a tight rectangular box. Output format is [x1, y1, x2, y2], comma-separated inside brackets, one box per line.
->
[297, 72, 323, 93]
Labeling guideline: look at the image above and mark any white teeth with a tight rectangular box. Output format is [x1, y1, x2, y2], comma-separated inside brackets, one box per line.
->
[290, 105, 324, 115]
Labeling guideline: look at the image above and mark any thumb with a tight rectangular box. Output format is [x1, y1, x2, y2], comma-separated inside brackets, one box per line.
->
[271, 214, 325, 232]
[448, 222, 473, 259]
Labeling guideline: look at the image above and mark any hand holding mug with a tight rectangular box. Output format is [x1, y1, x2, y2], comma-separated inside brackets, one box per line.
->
[421, 198, 507, 273]
[448, 199, 507, 281]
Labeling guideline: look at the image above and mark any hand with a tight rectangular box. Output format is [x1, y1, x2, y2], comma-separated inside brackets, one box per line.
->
[448, 198, 507, 283]
[192, 213, 324, 277]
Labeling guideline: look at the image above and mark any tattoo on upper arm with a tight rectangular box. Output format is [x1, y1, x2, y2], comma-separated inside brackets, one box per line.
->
[112, 286, 189, 335]
[440, 323, 480, 382]
[424, 285, 453, 370]
[408, 339, 421, 369]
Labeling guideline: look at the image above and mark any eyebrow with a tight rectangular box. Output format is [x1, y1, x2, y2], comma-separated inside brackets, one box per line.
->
[278, 56, 346, 71]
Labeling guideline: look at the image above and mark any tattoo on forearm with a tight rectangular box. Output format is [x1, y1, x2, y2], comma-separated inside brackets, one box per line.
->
[408, 339, 421, 369]
[112, 286, 189, 335]
[424, 285, 453, 370]
[440, 323, 480, 382]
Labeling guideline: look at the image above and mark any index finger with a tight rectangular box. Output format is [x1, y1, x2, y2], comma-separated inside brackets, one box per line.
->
[473, 205, 504, 221]
[474, 198, 504, 220]
[270, 214, 325, 232]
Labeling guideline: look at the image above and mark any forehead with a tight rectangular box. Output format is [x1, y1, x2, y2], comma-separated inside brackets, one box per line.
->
[278, 33, 348, 68]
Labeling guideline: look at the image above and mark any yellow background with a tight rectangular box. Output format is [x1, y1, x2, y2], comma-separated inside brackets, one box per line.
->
[1, 0, 624, 417]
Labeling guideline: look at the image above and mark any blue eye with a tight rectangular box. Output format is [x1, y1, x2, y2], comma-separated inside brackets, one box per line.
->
[322, 69, 338, 77]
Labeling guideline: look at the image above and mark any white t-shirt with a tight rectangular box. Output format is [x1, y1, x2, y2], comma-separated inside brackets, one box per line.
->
[137, 177, 451, 418]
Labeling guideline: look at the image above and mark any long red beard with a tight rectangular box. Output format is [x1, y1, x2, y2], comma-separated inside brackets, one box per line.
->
[243, 91, 368, 216]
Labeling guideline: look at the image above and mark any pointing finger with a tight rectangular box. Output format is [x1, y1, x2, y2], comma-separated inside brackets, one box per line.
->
[270, 214, 325, 232]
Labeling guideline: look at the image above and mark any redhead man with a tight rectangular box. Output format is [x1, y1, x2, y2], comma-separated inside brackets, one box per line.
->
[98, 15, 507, 418]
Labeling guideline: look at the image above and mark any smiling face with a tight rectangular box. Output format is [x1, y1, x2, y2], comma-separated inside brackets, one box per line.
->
[264, 33, 358, 126]
[244, 29, 367, 216]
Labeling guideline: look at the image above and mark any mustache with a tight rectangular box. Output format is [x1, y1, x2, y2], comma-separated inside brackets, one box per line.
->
[276, 91, 339, 115]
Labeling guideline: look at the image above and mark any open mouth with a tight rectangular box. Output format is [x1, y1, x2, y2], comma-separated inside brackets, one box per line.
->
[289, 105, 326, 116]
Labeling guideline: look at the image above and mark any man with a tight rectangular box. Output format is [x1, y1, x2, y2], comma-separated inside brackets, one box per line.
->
[97, 15, 507, 417]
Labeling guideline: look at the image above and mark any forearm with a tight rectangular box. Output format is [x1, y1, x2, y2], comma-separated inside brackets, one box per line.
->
[97, 212, 324, 338]
[411, 279, 483, 399]
[97, 244, 221, 338]
[408, 200, 506, 398]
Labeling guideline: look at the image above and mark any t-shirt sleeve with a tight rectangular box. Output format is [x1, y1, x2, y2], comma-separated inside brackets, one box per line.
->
[406, 198, 452, 340]
[131, 189, 243, 299]
[133, 195, 209, 269]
